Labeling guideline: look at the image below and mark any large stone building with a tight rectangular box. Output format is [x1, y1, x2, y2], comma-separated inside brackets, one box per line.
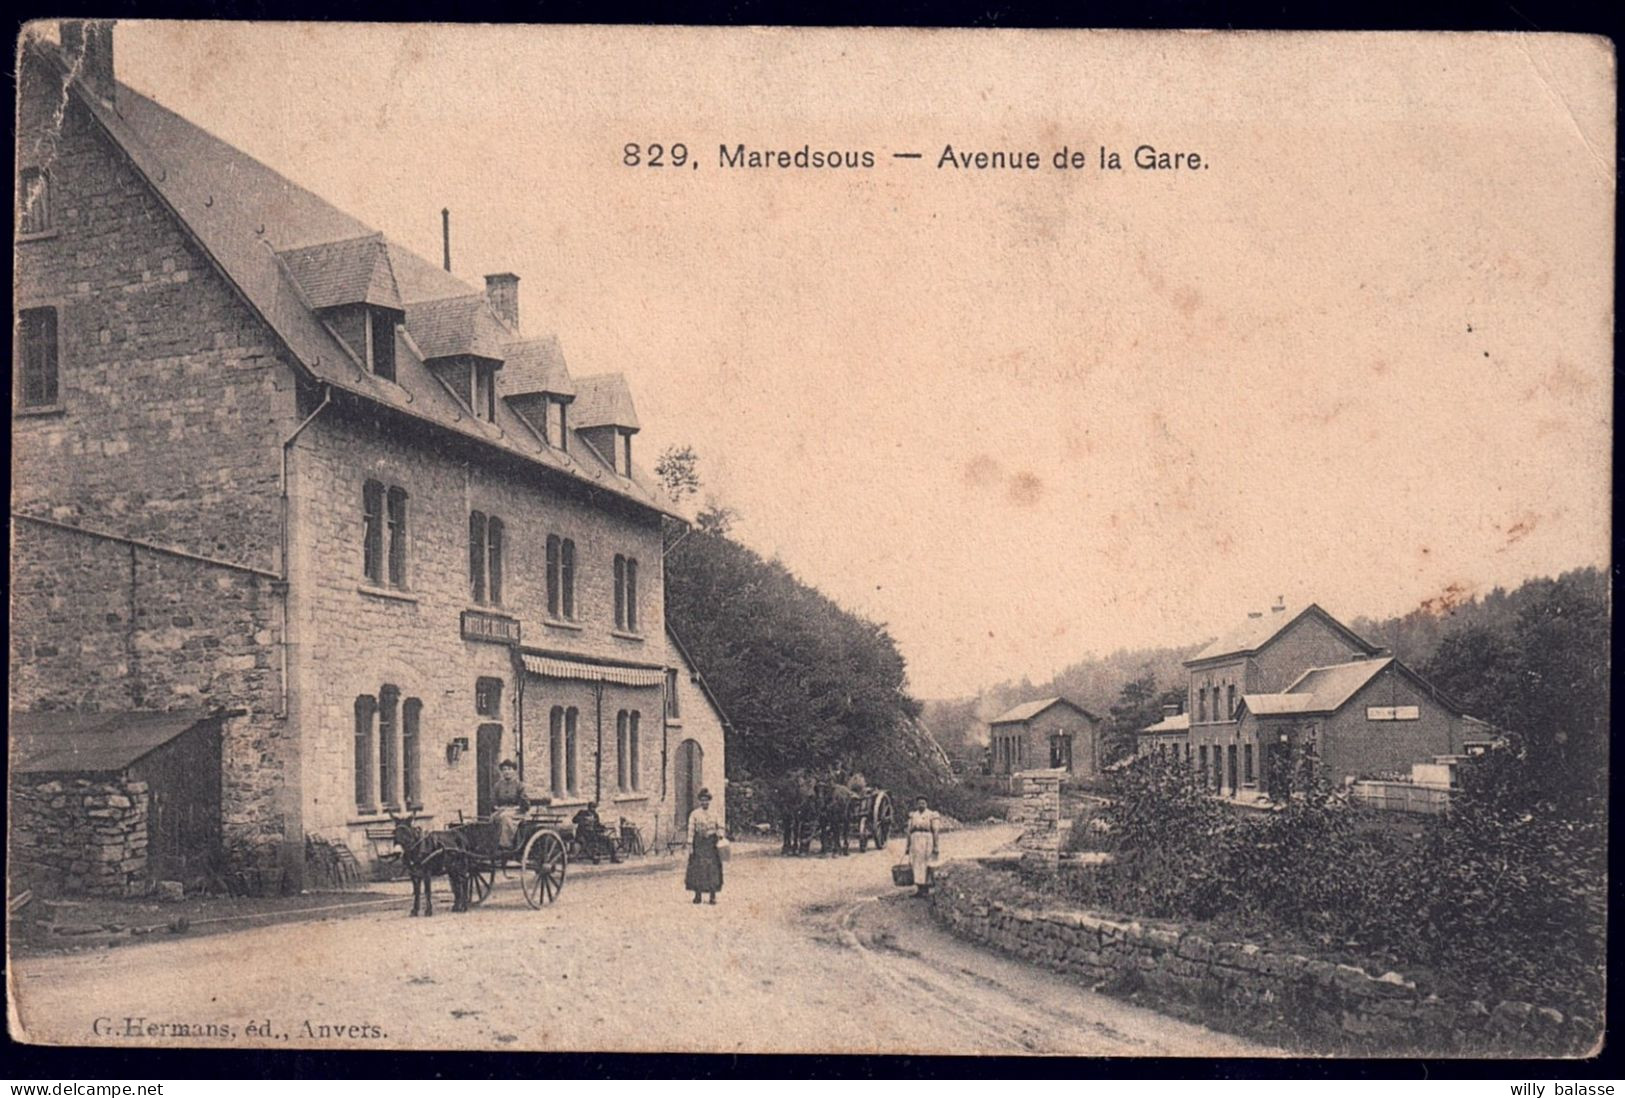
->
[1139, 601, 1477, 797]
[12, 22, 728, 892]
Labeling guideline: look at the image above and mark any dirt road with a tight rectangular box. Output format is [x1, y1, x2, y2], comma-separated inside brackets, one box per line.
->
[10, 827, 1271, 1055]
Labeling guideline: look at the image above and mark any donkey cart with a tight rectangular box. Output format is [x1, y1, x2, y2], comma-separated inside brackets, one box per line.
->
[449, 813, 570, 909]
[847, 788, 895, 852]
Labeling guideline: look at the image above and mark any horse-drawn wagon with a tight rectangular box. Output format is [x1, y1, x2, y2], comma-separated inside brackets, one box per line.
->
[845, 787, 895, 852]
[445, 811, 569, 909]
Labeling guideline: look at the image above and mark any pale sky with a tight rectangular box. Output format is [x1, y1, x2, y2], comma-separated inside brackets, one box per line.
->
[103, 24, 1613, 697]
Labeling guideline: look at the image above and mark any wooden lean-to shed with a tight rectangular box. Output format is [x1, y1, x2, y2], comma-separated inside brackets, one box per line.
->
[10, 710, 228, 894]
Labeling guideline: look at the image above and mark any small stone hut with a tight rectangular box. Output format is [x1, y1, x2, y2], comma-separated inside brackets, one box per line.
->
[10, 710, 228, 897]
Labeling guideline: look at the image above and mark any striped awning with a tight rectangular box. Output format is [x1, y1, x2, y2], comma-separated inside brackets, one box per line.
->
[520, 653, 664, 688]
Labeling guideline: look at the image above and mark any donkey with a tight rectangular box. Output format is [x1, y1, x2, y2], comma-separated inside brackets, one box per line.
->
[389, 814, 473, 916]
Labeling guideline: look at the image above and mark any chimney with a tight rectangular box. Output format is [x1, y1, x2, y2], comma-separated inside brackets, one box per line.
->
[441, 208, 452, 272]
[61, 20, 116, 105]
[1247, 611, 1264, 619]
[485, 273, 520, 330]
[1271, 596, 1286, 614]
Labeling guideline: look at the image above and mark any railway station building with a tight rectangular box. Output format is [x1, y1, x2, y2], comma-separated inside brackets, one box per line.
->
[1136, 601, 1475, 798]
[11, 22, 729, 894]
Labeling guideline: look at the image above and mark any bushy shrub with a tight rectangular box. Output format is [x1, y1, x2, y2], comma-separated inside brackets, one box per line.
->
[1046, 746, 1604, 1027]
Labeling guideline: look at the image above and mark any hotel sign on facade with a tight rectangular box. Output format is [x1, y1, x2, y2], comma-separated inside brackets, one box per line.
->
[461, 610, 522, 646]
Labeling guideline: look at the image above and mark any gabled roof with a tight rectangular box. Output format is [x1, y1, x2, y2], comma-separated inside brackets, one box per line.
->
[505, 335, 576, 398]
[1138, 712, 1191, 735]
[666, 625, 737, 735]
[989, 696, 1098, 726]
[405, 294, 509, 362]
[37, 40, 680, 521]
[572, 374, 641, 431]
[11, 710, 217, 775]
[1240, 657, 1391, 717]
[1186, 603, 1382, 666]
[1239, 655, 1468, 721]
[277, 233, 402, 311]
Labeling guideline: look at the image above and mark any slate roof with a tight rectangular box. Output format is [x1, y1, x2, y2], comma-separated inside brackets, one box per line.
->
[1186, 604, 1382, 665]
[11, 710, 214, 775]
[572, 374, 641, 431]
[505, 335, 576, 398]
[1240, 657, 1393, 718]
[277, 233, 402, 311]
[405, 294, 510, 362]
[1138, 712, 1191, 735]
[990, 697, 1098, 725]
[43, 42, 679, 520]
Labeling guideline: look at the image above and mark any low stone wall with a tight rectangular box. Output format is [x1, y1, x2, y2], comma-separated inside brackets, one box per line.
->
[931, 862, 1592, 1056]
[11, 776, 151, 897]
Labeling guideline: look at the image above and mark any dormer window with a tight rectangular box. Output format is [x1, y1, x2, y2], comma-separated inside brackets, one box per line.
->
[548, 398, 568, 450]
[471, 363, 498, 423]
[366, 307, 397, 382]
[619, 431, 633, 477]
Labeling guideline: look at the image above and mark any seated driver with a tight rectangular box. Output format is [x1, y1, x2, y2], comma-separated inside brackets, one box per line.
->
[491, 759, 531, 849]
[572, 801, 621, 864]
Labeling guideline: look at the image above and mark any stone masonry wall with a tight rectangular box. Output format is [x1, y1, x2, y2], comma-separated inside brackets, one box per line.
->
[288, 405, 673, 862]
[1014, 769, 1064, 866]
[10, 519, 288, 861]
[13, 46, 301, 875]
[932, 862, 1594, 1056]
[14, 58, 295, 575]
[12, 775, 150, 897]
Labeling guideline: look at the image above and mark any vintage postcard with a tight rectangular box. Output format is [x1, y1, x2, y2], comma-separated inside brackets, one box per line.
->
[9, 22, 1612, 1059]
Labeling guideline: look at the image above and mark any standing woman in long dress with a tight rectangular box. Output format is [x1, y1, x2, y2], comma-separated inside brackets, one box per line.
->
[685, 787, 724, 904]
[907, 795, 939, 897]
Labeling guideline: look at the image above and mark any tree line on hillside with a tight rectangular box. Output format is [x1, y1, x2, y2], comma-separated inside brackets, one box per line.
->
[655, 449, 957, 816]
[927, 565, 1609, 777]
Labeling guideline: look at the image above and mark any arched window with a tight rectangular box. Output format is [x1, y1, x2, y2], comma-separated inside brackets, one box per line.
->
[362, 481, 384, 583]
[1198, 687, 1207, 722]
[469, 511, 487, 602]
[1227, 684, 1236, 720]
[549, 707, 565, 798]
[378, 685, 401, 809]
[547, 536, 577, 619]
[628, 711, 640, 792]
[385, 487, 409, 587]
[487, 517, 504, 605]
[564, 707, 579, 795]
[403, 698, 423, 809]
[561, 539, 576, 619]
[354, 695, 378, 812]
[616, 710, 629, 792]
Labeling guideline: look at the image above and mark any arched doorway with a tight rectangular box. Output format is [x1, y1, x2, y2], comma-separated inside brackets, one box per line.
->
[674, 739, 703, 828]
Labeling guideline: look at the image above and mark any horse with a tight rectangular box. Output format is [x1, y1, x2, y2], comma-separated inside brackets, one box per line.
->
[772, 771, 818, 856]
[815, 780, 854, 856]
[389, 814, 473, 916]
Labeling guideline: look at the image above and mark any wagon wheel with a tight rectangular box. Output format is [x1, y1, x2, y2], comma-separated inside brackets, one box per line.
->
[468, 860, 496, 906]
[520, 831, 567, 909]
[872, 792, 894, 849]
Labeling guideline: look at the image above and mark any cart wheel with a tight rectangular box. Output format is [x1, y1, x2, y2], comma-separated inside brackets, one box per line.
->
[469, 862, 495, 906]
[521, 831, 567, 909]
[873, 793, 894, 849]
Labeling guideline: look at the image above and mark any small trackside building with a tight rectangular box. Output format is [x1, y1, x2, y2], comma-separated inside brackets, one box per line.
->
[988, 697, 1103, 785]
